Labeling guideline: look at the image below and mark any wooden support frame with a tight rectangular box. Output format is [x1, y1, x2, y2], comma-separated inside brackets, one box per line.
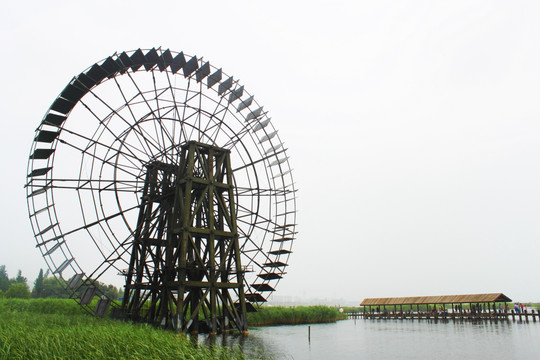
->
[121, 141, 248, 333]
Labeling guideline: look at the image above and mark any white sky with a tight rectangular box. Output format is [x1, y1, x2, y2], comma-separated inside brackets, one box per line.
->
[2, 0, 540, 303]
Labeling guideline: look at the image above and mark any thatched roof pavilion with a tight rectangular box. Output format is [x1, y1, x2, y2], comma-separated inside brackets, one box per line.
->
[354, 293, 522, 321]
[360, 293, 512, 306]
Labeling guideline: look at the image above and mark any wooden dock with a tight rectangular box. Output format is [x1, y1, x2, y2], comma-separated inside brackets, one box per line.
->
[354, 293, 540, 323]
[348, 310, 540, 322]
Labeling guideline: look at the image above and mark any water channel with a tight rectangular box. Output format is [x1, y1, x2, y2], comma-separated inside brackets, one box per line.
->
[198, 319, 540, 359]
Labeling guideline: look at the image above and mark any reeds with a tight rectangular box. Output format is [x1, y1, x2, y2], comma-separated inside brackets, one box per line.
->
[0, 299, 346, 358]
[247, 305, 347, 326]
[0, 299, 245, 360]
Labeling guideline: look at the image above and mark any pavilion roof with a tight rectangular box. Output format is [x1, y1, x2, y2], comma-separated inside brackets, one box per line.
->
[360, 293, 512, 306]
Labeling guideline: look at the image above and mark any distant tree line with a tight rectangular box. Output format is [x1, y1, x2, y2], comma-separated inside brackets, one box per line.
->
[0, 265, 122, 300]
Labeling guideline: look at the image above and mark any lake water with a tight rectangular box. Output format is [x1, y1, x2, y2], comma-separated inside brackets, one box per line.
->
[198, 319, 540, 359]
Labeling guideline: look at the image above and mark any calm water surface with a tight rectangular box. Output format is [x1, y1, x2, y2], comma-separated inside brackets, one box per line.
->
[200, 319, 540, 359]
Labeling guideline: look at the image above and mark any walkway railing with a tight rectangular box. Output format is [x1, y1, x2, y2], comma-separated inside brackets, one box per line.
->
[348, 310, 540, 322]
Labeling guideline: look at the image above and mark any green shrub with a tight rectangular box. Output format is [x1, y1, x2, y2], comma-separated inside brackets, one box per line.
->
[4, 283, 31, 299]
[0, 298, 86, 315]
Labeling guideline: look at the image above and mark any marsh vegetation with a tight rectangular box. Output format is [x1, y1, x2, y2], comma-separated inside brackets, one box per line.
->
[0, 299, 347, 359]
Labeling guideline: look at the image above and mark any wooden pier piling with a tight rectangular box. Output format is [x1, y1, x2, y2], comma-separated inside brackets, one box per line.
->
[348, 309, 540, 322]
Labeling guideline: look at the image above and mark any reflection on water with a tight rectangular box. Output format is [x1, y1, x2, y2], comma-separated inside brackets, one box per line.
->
[195, 319, 540, 359]
[194, 331, 276, 359]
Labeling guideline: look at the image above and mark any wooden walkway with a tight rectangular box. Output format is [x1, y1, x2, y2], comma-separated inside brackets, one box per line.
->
[348, 311, 540, 322]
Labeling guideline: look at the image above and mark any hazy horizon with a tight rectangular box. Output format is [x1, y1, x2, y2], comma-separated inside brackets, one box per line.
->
[2, 1, 540, 304]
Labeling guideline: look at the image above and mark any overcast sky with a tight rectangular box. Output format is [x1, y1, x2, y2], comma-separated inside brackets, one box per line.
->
[2, 0, 540, 304]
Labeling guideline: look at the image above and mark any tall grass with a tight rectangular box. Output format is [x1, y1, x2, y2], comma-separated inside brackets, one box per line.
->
[0, 299, 345, 359]
[0, 299, 246, 360]
[247, 305, 347, 326]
